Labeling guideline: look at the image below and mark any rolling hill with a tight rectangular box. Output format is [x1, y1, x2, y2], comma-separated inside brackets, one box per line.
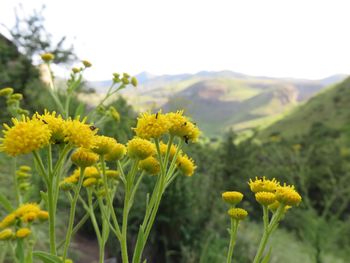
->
[259, 76, 350, 139]
[90, 71, 347, 138]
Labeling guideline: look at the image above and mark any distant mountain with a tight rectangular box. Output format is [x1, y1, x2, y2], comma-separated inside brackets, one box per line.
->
[89, 71, 347, 138]
[259, 76, 350, 139]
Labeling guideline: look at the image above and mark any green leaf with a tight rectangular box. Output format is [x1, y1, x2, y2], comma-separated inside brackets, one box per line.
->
[32, 251, 63, 263]
[0, 193, 14, 212]
[74, 102, 85, 118]
[40, 191, 48, 205]
[261, 247, 272, 263]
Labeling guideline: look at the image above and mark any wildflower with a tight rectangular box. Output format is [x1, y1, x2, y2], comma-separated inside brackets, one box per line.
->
[64, 118, 97, 148]
[109, 106, 120, 122]
[0, 213, 17, 228]
[0, 87, 14, 97]
[159, 141, 178, 160]
[166, 111, 200, 142]
[92, 135, 117, 155]
[83, 178, 97, 187]
[255, 192, 276, 206]
[105, 143, 127, 161]
[127, 137, 156, 160]
[19, 182, 30, 191]
[84, 167, 100, 178]
[176, 154, 196, 176]
[222, 191, 243, 205]
[0, 228, 13, 240]
[82, 60, 92, 68]
[16, 171, 31, 179]
[134, 112, 170, 140]
[275, 184, 302, 206]
[35, 111, 66, 143]
[105, 170, 119, 178]
[131, 77, 138, 87]
[139, 156, 161, 175]
[122, 77, 130, 85]
[228, 208, 248, 220]
[16, 228, 31, 238]
[6, 99, 18, 106]
[0, 116, 51, 156]
[248, 177, 280, 193]
[37, 211, 49, 220]
[41, 53, 55, 62]
[22, 212, 37, 223]
[19, 165, 31, 172]
[72, 67, 81, 74]
[15, 203, 40, 217]
[71, 148, 99, 168]
[10, 93, 23, 100]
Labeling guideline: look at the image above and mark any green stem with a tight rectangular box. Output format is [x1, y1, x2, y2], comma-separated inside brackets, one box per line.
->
[62, 167, 85, 261]
[226, 219, 239, 263]
[13, 157, 21, 205]
[101, 156, 122, 240]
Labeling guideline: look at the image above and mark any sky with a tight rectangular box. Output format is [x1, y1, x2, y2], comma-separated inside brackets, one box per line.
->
[1, 0, 350, 81]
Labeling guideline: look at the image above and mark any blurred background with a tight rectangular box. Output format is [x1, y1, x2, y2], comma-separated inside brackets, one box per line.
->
[1, 0, 350, 262]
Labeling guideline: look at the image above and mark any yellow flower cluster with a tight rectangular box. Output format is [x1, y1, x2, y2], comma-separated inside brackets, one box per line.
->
[105, 143, 127, 161]
[0, 116, 51, 156]
[0, 112, 100, 156]
[248, 177, 302, 210]
[134, 110, 200, 143]
[0, 203, 48, 240]
[92, 135, 117, 155]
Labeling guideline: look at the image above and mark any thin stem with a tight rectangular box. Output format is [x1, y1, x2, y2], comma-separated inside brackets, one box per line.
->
[101, 156, 122, 240]
[62, 167, 85, 261]
[226, 219, 239, 263]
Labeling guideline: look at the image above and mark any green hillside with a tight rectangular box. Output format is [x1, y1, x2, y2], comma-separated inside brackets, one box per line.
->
[259, 77, 350, 139]
[91, 71, 346, 138]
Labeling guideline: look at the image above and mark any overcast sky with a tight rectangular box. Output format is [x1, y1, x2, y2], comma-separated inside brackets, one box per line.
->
[1, 0, 350, 81]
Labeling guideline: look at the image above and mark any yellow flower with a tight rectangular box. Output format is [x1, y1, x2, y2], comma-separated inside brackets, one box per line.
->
[41, 53, 55, 62]
[15, 203, 40, 217]
[133, 111, 170, 139]
[222, 191, 243, 205]
[72, 67, 81, 74]
[105, 143, 127, 161]
[19, 165, 31, 172]
[248, 177, 280, 193]
[0, 213, 17, 228]
[71, 148, 99, 167]
[0, 87, 14, 97]
[0, 228, 13, 240]
[92, 135, 117, 155]
[159, 141, 178, 160]
[22, 212, 37, 223]
[16, 228, 31, 238]
[166, 111, 200, 142]
[275, 184, 302, 206]
[255, 192, 276, 206]
[82, 60, 92, 68]
[63, 118, 97, 148]
[0, 116, 51, 156]
[139, 156, 161, 175]
[105, 170, 119, 178]
[227, 208, 248, 220]
[176, 154, 196, 176]
[83, 178, 97, 187]
[37, 211, 49, 220]
[127, 137, 156, 160]
[10, 93, 23, 101]
[35, 111, 66, 143]
[84, 166, 100, 178]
